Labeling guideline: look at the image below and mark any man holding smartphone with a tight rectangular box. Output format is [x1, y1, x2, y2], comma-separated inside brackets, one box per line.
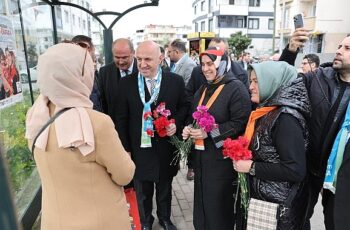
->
[280, 30, 350, 230]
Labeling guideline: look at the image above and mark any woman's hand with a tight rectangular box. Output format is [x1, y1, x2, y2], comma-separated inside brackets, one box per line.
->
[233, 160, 253, 173]
[190, 128, 208, 140]
[182, 126, 191, 140]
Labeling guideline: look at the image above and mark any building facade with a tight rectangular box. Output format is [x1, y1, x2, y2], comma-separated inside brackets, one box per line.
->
[131, 24, 192, 47]
[276, 0, 350, 53]
[192, 0, 275, 55]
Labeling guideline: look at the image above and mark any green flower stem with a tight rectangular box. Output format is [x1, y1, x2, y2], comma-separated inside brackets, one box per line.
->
[238, 172, 249, 219]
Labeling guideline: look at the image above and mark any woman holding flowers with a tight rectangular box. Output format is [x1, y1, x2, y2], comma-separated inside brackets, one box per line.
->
[233, 61, 310, 229]
[182, 47, 251, 230]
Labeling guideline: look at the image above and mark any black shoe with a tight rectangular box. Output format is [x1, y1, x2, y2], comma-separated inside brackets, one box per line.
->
[186, 168, 194, 181]
[159, 220, 177, 230]
[142, 225, 151, 230]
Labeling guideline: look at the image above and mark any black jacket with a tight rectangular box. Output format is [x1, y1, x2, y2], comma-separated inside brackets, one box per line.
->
[98, 59, 138, 126]
[191, 71, 251, 230]
[250, 78, 311, 229]
[280, 46, 350, 178]
[115, 71, 190, 181]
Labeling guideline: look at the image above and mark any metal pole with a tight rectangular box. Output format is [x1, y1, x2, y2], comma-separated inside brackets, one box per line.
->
[51, 5, 58, 44]
[272, 0, 277, 54]
[17, 0, 34, 104]
[103, 29, 113, 64]
[279, 0, 285, 54]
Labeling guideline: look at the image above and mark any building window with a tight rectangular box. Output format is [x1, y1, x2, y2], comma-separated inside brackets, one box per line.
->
[249, 0, 260, 7]
[194, 5, 197, 14]
[83, 20, 86, 30]
[218, 15, 246, 28]
[237, 18, 244, 28]
[268, 18, 274, 30]
[282, 7, 290, 28]
[209, 19, 213, 32]
[64, 10, 69, 23]
[248, 18, 259, 29]
[195, 22, 198, 32]
[201, 21, 205, 31]
[201, 1, 205, 11]
[72, 14, 75, 25]
[229, 0, 235, 4]
[78, 17, 81, 28]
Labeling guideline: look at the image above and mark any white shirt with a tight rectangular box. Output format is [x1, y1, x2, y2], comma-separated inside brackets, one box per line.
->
[119, 60, 135, 77]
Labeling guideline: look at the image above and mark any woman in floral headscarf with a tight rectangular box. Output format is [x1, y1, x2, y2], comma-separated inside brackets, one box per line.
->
[182, 47, 251, 230]
[25, 43, 135, 230]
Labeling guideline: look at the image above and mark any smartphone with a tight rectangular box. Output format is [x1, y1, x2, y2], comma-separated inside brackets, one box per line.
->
[293, 14, 304, 29]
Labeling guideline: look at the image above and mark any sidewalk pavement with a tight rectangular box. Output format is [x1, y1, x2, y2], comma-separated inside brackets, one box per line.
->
[151, 167, 325, 230]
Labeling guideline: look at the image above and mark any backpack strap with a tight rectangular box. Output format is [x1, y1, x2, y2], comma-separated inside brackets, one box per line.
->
[31, 108, 71, 156]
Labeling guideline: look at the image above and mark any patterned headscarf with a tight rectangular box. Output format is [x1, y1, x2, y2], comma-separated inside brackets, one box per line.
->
[200, 47, 231, 84]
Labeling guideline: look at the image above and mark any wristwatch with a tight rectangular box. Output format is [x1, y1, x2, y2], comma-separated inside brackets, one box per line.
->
[249, 162, 256, 176]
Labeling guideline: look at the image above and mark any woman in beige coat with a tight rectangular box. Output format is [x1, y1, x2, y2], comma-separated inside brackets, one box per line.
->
[25, 43, 135, 230]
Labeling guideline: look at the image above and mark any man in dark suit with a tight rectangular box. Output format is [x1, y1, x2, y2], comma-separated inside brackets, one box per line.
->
[237, 52, 251, 71]
[116, 41, 189, 230]
[98, 38, 138, 125]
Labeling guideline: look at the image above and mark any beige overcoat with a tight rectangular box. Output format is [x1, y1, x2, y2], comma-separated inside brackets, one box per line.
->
[32, 107, 135, 230]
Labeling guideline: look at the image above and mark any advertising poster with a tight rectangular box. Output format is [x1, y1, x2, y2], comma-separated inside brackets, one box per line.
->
[0, 15, 23, 110]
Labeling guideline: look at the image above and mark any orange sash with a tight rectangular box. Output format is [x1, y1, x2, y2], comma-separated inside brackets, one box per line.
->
[195, 84, 225, 150]
[244, 106, 277, 146]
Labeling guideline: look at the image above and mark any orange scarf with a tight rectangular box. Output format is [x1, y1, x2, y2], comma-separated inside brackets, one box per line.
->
[195, 84, 225, 150]
[244, 106, 277, 146]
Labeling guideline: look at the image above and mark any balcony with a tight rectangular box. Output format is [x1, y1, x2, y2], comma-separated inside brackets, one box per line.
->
[279, 0, 293, 4]
[304, 16, 316, 30]
[278, 28, 292, 35]
[219, 4, 249, 16]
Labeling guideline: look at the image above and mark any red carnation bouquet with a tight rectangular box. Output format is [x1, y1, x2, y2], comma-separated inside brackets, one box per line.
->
[145, 102, 175, 138]
[223, 136, 252, 218]
[152, 102, 175, 137]
[145, 103, 183, 161]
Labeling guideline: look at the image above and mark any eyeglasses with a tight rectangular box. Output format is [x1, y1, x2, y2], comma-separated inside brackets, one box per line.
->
[75, 42, 91, 50]
[74, 42, 89, 76]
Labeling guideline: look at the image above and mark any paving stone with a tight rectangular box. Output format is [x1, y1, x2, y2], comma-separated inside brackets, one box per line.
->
[179, 199, 191, 210]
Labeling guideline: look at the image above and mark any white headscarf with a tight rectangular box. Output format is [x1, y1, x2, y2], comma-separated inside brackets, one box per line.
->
[25, 43, 95, 156]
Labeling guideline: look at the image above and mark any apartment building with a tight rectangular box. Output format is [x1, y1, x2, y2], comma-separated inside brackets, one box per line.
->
[276, 0, 350, 53]
[132, 24, 192, 47]
[192, 0, 275, 55]
[20, 0, 92, 55]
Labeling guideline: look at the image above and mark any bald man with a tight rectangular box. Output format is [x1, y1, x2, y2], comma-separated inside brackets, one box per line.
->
[115, 41, 190, 230]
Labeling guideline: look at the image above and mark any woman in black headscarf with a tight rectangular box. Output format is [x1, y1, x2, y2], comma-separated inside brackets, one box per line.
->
[182, 47, 251, 230]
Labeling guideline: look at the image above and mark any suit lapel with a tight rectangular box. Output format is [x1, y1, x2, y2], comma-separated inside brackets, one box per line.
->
[175, 61, 184, 74]
[157, 72, 168, 104]
[132, 58, 138, 75]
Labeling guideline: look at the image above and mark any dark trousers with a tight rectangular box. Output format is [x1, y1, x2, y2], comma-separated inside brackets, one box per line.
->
[187, 148, 195, 169]
[134, 178, 173, 227]
[303, 173, 334, 230]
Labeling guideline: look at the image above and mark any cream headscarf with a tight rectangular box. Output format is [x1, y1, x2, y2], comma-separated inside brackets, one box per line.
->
[25, 43, 95, 156]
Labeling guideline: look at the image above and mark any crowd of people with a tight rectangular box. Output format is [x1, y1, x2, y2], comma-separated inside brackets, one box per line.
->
[24, 28, 350, 230]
